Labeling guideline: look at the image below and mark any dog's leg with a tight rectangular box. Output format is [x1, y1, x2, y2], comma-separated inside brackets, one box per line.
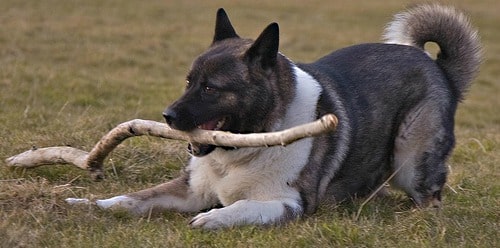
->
[95, 173, 218, 215]
[392, 101, 453, 207]
[189, 198, 302, 229]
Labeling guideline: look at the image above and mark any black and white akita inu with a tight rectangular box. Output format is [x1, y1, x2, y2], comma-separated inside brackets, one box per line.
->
[93, 4, 481, 229]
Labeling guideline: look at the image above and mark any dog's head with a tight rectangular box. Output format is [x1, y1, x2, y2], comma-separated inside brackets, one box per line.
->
[163, 9, 293, 156]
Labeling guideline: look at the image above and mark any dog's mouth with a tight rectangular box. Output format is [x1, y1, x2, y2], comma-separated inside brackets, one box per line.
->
[196, 117, 227, 131]
[189, 117, 228, 156]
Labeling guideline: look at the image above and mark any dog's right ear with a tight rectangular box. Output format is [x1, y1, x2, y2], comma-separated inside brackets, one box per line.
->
[213, 8, 239, 43]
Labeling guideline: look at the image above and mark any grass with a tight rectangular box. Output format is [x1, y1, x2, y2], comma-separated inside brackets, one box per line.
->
[1, 0, 498, 247]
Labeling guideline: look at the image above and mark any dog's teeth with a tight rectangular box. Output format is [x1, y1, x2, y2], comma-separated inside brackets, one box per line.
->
[216, 119, 225, 130]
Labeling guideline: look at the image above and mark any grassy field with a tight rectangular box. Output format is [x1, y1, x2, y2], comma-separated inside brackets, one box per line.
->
[1, 0, 498, 247]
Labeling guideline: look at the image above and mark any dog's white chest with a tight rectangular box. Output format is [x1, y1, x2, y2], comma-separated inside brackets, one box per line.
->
[189, 143, 311, 206]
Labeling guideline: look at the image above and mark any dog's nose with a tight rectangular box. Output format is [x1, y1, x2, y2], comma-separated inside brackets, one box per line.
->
[163, 109, 176, 126]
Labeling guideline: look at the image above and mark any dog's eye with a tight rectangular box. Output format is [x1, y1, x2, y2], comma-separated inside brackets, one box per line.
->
[203, 86, 216, 94]
[185, 80, 191, 88]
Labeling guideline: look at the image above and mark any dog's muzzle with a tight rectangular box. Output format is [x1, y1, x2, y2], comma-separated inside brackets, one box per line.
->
[163, 109, 178, 129]
[163, 109, 217, 157]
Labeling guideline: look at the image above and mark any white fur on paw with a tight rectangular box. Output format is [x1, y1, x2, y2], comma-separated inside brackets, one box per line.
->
[190, 209, 232, 229]
[189, 200, 294, 229]
[95, 195, 135, 210]
[65, 198, 91, 205]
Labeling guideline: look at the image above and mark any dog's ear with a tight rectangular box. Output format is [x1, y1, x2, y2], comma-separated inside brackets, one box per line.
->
[213, 8, 239, 43]
[245, 23, 279, 70]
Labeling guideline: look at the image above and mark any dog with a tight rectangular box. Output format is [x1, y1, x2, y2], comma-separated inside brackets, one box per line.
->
[91, 4, 481, 229]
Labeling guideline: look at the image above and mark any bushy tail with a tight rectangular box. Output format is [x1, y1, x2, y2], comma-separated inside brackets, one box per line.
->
[383, 4, 482, 100]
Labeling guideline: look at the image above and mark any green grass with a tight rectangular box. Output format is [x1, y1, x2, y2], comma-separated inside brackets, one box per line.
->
[1, 0, 498, 247]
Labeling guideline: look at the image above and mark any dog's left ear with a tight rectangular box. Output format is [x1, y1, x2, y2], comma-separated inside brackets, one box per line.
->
[213, 8, 239, 43]
[245, 23, 280, 70]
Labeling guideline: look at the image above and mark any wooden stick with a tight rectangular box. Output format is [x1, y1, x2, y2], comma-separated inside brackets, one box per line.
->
[6, 114, 338, 180]
[4, 147, 89, 169]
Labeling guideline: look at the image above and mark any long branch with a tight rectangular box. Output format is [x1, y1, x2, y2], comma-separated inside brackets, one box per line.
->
[6, 114, 338, 180]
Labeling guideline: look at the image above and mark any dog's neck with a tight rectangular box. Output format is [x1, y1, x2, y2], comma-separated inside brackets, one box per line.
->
[272, 65, 323, 131]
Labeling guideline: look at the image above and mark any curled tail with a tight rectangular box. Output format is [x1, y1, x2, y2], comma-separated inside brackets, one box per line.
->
[383, 4, 482, 100]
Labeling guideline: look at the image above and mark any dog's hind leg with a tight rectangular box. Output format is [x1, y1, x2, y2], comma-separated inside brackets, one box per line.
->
[95, 173, 218, 215]
[391, 100, 454, 207]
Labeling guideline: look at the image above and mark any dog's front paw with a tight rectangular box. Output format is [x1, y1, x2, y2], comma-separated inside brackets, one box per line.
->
[190, 209, 234, 229]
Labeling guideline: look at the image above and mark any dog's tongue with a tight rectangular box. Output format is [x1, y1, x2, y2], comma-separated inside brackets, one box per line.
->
[199, 120, 218, 130]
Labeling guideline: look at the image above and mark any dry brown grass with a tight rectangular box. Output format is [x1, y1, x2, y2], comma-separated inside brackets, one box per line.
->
[1, 0, 498, 247]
